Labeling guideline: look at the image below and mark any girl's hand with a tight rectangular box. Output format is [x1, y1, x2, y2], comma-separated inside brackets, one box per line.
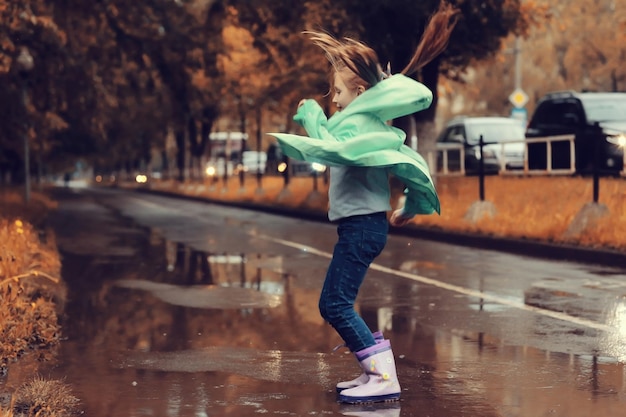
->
[390, 209, 412, 227]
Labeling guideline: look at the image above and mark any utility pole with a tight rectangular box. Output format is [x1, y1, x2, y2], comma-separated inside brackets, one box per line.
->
[514, 36, 522, 92]
[508, 37, 528, 126]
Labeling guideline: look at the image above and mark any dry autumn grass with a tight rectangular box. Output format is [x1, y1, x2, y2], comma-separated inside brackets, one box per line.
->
[5, 376, 80, 417]
[0, 189, 77, 417]
[146, 173, 626, 252]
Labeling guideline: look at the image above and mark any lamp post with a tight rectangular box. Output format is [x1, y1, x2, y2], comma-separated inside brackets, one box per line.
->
[255, 106, 263, 192]
[16, 47, 34, 204]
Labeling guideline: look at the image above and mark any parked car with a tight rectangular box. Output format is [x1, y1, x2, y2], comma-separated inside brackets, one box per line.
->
[436, 116, 526, 175]
[525, 91, 626, 175]
[240, 151, 267, 174]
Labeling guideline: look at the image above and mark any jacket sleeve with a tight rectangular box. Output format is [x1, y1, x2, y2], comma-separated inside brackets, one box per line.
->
[269, 113, 389, 164]
[293, 100, 337, 141]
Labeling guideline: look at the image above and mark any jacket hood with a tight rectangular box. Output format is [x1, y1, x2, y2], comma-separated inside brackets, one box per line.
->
[326, 74, 433, 129]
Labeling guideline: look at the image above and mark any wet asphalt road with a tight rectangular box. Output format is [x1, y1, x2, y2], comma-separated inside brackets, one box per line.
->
[20, 186, 626, 416]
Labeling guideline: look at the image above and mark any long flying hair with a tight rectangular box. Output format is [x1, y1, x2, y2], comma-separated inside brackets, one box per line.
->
[401, 1, 460, 76]
[305, 1, 459, 88]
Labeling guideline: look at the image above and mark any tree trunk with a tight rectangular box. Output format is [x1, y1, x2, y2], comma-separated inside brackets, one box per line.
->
[175, 128, 185, 182]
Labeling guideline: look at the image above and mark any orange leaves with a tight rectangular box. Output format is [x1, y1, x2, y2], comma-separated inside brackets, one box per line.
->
[43, 111, 69, 132]
[515, 1, 552, 38]
[190, 69, 211, 90]
[219, 24, 263, 78]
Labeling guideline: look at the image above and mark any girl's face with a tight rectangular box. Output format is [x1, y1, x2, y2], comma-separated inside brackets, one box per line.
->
[332, 72, 362, 111]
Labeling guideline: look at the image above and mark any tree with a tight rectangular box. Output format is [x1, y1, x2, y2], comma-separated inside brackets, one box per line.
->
[99, 0, 226, 180]
[444, 0, 624, 120]
[0, 0, 68, 182]
[535, 1, 625, 94]
[219, 0, 344, 154]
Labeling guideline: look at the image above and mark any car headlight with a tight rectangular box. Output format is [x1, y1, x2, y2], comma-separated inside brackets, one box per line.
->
[607, 133, 626, 148]
[311, 162, 326, 173]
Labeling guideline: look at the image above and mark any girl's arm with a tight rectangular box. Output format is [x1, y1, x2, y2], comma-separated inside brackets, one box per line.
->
[390, 208, 413, 227]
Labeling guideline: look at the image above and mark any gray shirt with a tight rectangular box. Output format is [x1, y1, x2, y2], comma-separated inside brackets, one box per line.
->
[328, 165, 391, 222]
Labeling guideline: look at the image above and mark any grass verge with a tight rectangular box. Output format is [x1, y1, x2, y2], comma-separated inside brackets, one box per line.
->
[0, 188, 77, 417]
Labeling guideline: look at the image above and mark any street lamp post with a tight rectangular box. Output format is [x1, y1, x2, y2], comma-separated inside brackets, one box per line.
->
[16, 47, 34, 204]
[256, 107, 263, 192]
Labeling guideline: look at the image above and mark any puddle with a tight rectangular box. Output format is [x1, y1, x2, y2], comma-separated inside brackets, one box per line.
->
[5, 189, 626, 417]
[122, 346, 339, 386]
[114, 279, 282, 309]
[113, 244, 287, 310]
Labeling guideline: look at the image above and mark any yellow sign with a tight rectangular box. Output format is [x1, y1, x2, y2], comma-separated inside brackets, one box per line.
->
[509, 88, 529, 108]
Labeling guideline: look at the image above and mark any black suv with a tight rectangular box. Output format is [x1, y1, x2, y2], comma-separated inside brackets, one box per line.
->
[525, 91, 626, 175]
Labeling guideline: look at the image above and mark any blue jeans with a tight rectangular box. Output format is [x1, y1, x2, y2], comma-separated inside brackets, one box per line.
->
[319, 212, 388, 352]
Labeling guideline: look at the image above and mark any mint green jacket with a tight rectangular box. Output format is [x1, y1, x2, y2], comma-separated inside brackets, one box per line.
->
[268, 74, 440, 216]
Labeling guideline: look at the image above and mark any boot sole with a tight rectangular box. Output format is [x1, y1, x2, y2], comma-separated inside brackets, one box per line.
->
[338, 392, 400, 404]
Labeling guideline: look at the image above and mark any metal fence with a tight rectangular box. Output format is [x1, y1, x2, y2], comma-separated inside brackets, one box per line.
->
[429, 135, 626, 177]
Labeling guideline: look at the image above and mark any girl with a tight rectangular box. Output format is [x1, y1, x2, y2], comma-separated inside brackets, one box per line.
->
[269, 1, 458, 404]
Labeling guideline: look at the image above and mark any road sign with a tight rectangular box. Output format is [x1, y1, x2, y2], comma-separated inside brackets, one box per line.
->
[509, 88, 529, 108]
[510, 107, 527, 126]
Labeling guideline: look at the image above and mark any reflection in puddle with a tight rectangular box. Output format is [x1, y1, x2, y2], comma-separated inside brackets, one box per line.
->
[123, 346, 337, 387]
[422, 328, 626, 416]
[114, 279, 282, 309]
[340, 402, 401, 417]
[123, 236, 290, 310]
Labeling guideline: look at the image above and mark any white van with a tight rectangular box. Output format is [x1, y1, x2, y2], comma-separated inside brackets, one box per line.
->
[241, 151, 267, 174]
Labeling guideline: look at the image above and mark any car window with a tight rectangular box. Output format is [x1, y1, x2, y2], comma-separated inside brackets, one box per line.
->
[438, 125, 465, 144]
[580, 96, 626, 122]
[529, 100, 584, 127]
[446, 126, 465, 143]
[465, 121, 525, 145]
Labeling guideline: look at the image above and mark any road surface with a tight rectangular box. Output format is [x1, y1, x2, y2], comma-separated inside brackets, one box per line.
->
[11, 186, 626, 417]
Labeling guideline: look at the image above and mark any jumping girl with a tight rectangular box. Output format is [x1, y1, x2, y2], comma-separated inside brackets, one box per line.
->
[269, 1, 459, 404]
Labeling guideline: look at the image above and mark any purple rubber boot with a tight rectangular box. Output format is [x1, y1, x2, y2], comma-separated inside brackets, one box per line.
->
[336, 331, 384, 393]
[338, 339, 401, 404]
